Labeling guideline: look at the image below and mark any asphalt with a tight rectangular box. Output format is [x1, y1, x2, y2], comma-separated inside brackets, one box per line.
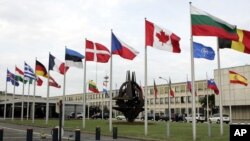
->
[0, 122, 142, 141]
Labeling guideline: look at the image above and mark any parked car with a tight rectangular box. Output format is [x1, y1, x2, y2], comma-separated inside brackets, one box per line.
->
[91, 113, 109, 119]
[209, 113, 230, 124]
[76, 112, 84, 119]
[141, 114, 160, 121]
[116, 115, 126, 120]
[67, 112, 76, 119]
[184, 113, 205, 123]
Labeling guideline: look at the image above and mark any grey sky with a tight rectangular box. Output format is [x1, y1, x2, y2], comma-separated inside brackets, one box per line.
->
[1, 0, 250, 97]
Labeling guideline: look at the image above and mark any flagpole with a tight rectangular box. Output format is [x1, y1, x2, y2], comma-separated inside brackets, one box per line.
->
[228, 81, 232, 123]
[153, 79, 156, 121]
[206, 73, 211, 137]
[83, 51, 87, 129]
[32, 58, 37, 124]
[189, 2, 196, 140]
[20, 68, 25, 121]
[168, 78, 171, 137]
[62, 47, 67, 127]
[12, 65, 16, 121]
[144, 18, 148, 136]
[4, 70, 8, 120]
[109, 30, 113, 132]
[186, 74, 189, 117]
[216, 37, 223, 135]
[46, 53, 51, 125]
[26, 78, 31, 120]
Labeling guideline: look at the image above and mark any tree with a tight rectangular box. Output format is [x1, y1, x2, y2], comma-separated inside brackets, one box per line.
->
[199, 94, 218, 114]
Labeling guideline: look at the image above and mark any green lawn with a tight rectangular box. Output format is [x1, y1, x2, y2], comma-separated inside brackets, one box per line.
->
[1, 119, 229, 141]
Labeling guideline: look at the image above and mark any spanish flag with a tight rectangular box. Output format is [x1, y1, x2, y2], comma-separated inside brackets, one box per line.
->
[219, 29, 250, 54]
[36, 60, 48, 78]
[229, 71, 248, 86]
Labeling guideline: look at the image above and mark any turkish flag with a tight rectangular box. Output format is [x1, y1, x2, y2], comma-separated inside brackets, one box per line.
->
[145, 20, 181, 53]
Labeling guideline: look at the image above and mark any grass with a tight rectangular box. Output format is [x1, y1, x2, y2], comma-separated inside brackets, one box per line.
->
[1, 119, 229, 141]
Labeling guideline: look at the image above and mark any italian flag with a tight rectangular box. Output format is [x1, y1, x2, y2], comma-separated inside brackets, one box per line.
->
[15, 67, 27, 83]
[191, 5, 238, 41]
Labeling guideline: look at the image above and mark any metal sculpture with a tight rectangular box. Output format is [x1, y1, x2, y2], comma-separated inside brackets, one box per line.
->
[113, 71, 144, 122]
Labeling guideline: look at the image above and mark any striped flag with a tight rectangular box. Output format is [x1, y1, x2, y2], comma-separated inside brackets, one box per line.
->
[24, 62, 36, 80]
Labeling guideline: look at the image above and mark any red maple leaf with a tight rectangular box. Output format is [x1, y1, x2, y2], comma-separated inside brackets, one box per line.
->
[156, 30, 169, 45]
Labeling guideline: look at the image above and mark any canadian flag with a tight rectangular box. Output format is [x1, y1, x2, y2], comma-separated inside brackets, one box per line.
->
[85, 39, 110, 63]
[145, 20, 181, 53]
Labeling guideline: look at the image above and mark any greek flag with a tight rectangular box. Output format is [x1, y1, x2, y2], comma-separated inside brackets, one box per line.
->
[193, 42, 215, 60]
[24, 62, 36, 80]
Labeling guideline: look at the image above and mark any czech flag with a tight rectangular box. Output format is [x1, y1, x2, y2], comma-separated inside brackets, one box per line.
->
[111, 32, 139, 60]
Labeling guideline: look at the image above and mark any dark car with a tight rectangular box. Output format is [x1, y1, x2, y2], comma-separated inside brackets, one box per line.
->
[91, 113, 109, 119]
[141, 114, 160, 121]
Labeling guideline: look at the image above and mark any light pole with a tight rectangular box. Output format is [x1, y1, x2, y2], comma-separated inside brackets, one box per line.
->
[103, 75, 109, 120]
[159, 76, 171, 137]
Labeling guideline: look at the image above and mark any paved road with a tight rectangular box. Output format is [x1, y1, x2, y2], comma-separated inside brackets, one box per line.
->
[0, 122, 141, 141]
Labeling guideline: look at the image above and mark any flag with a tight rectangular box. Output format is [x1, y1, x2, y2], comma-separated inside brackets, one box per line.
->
[65, 48, 84, 68]
[49, 54, 69, 75]
[15, 66, 27, 83]
[36, 77, 43, 86]
[154, 80, 158, 98]
[145, 20, 181, 53]
[49, 76, 61, 88]
[24, 62, 36, 80]
[207, 79, 219, 95]
[111, 32, 139, 60]
[229, 71, 248, 86]
[187, 81, 192, 92]
[193, 42, 215, 60]
[219, 29, 250, 54]
[191, 5, 238, 41]
[88, 80, 99, 93]
[36, 60, 48, 78]
[169, 79, 174, 97]
[7, 69, 19, 86]
[86, 39, 110, 63]
[103, 81, 108, 94]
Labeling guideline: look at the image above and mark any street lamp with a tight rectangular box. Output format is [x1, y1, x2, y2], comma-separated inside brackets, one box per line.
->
[102, 75, 109, 120]
[158, 76, 171, 137]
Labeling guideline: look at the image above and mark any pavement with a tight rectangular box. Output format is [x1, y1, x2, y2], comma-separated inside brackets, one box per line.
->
[0, 122, 141, 141]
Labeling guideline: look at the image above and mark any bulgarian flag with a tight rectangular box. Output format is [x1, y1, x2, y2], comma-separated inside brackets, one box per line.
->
[15, 66, 27, 83]
[88, 80, 99, 93]
[191, 5, 238, 41]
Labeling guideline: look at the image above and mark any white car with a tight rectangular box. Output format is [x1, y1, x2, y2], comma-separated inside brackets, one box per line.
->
[184, 113, 205, 123]
[209, 114, 230, 124]
[116, 115, 126, 120]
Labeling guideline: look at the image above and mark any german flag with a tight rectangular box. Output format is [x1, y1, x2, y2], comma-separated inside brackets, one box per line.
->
[219, 29, 250, 54]
[229, 71, 248, 86]
[36, 60, 48, 78]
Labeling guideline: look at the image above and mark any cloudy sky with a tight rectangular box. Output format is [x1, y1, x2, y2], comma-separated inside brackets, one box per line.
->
[1, 0, 250, 97]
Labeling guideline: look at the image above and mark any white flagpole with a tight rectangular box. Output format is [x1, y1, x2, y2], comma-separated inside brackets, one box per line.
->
[228, 81, 232, 123]
[189, 2, 196, 140]
[46, 54, 51, 124]
[12, 66, 16, 121]
[144, 18, 148, 136]
[216, 38, 223, 135]
[21, 69, 25, 121]
[4, 71, 8, 120]
[186, 74, 189, 116]
[62, 46, 67, 126]
[206, 73, 211, 137]
[168, 78, 171, 137]
[109, 31, 113, 132]
[26, 78, 31, 120]
[32, 58, 37, 124]
[83, 54, 87, 129]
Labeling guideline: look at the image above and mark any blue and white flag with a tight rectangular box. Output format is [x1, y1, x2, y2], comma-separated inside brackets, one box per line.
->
[193, 42, 215, 60]
[65, 48, 84, 68]
[24, 62, 36, 80]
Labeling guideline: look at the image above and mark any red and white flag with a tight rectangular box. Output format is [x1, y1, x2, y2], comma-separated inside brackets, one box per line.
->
[86, 39, 110, 63]
[49, 76, 61, 88]
[145, 20, 181, 53]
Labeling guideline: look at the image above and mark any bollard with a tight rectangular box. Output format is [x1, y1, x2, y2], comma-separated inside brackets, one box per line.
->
[0, 129, 3, 141]
[75, 129, 81, 141]
[113, 127, 118, 139]
[95, 127, 100, 140]
[26, 129, 33, 141]
[52, 128, 58, 141]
